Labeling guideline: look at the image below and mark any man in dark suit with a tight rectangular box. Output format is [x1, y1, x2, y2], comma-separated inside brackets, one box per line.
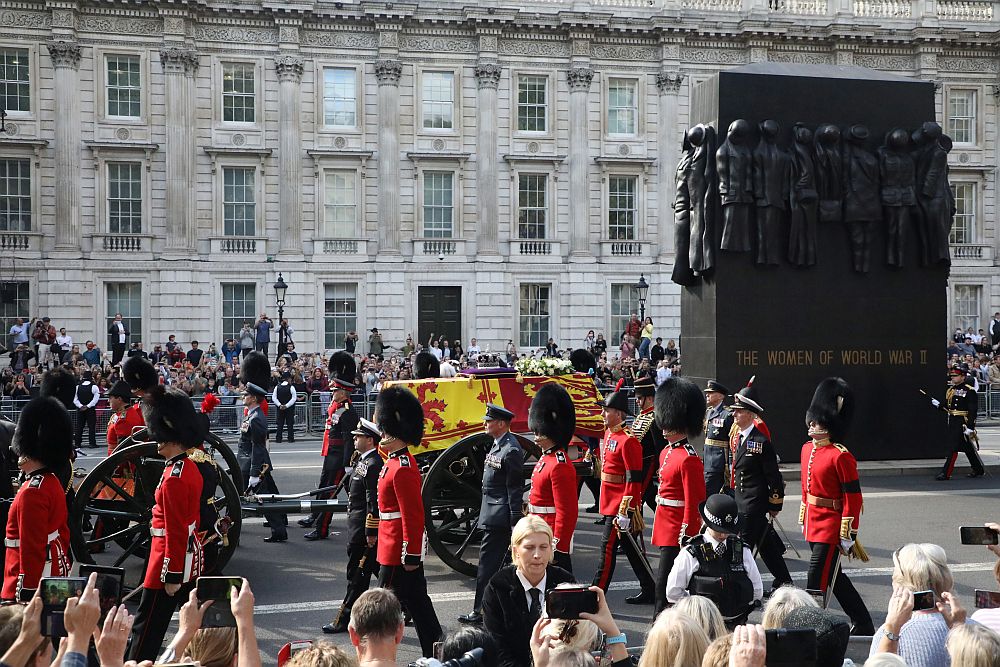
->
[729, 392, 792, 591]
[991, 312, 1000, 349]
[108, 313, 129, 366]
[459, 404, 524, 625]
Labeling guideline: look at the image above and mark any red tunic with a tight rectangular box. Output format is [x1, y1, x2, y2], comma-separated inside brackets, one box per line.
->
[799, 440, 863, 545]
[529, 448, 578, 553]
[107, 406, 146, 455]
[2, 472, 71, 601]
[598, 425, 644, 516]
[652, 442, 706, 547]
[377, 448, 425, 567]
[143, 454, 204, 589]
[322, 400, 344, 457]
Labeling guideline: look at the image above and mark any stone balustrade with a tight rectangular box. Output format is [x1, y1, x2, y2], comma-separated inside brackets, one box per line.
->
[536, 0, 996, 19]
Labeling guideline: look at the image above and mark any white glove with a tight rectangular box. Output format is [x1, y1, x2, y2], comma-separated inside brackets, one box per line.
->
[840, 539, 855, 553]
[615, 515, 631, 531]
[964, 427, 974, 437]
[931, 399, 941, 408]
[248, 476, 261, 488]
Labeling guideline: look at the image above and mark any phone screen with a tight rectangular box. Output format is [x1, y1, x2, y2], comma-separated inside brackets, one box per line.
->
[40, 577, 88, 637]
[913, 590, 936, 611]
[960, 526, 999, 545]
[78, 566, 124, 623]
[197, 576, 243, 628]
[975, 589, 1000, 609]
[545, 586, 599, 620]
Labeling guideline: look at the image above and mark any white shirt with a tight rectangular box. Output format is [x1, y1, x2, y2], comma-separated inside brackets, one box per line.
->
[514, 569, 547, 614]
[271, 382, 298, 409]
[430, 347, 443, 361]
[467, 344, 481, 358]
[666, 532, 763, 604]
[113, 321, 125, 344]
[655, 366, 672, 386]
[738, 424, 754, 444]
[56, 334, 72, 351]
[73, 382, 100, 409]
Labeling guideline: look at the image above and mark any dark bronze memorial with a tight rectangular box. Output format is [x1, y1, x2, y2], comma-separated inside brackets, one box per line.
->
[678, 63, 949, 461]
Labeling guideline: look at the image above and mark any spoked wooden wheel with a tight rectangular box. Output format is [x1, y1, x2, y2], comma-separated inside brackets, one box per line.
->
[113, 427, 243, 492]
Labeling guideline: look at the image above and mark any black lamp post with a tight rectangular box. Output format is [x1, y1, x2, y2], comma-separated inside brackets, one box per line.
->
[633, 274, 649, 322]
[274, 273, 288, 358]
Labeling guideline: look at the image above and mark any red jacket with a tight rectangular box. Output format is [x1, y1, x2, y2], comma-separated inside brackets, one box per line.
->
[652, 442, 706, 547]
[377, 448, 425, 567]
[107, 406, 146, 455]
[799, 440, 863, 545]
[144, 453, 203, 589]
[598, 425, 644, 516]
[529, 448, 578, 553]
[322, 400, 343, 457]
[3, 471, 71, 601]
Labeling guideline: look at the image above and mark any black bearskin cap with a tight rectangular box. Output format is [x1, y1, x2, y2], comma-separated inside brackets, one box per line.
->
[40, 366, 77, 410]
[328, 351, 357, 383]
[654, 376, 706, 438]
[375, 385, 425, 445]
[239, 351, 272, 391]
[141, 386, 207, 448]
[528, 383, 576, 449]
[806, 377, 853, 442]
[414, 352, 440, 380]
[13, 397, 73, 469]
[569, 349, 596, 375]
[122, 356, 159, 393]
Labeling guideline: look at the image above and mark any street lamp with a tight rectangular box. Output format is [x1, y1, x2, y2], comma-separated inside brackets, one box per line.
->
[274, 273, 288, 358]
[633, 274, 649, 322]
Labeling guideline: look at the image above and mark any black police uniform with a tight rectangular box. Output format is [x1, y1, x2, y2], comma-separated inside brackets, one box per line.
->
[937, 377, 985, 479]
[685, 534, 755, 622]
[238, 404, 287, 541]
[273, 380, 297, 443]
[704, 402, 734, 495]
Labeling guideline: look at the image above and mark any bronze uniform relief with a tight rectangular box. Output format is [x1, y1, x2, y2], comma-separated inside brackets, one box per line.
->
[716, 119, 755, 253]
[842, 124, 881, 273]
[752, 119, 791, 266]
[878, 128, 917, 268]
[788, 123, 818, 267]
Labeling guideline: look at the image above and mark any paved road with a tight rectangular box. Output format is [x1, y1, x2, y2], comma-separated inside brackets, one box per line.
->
[77, 436, 1000, 666]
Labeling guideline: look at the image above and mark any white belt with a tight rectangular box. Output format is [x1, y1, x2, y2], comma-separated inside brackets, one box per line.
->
[150, 521, 196, 538]
[529, 504, 557, 514]
[381, 511, 402, 520]
[656, 497, 685, 507]
[6, 530, 60, 548]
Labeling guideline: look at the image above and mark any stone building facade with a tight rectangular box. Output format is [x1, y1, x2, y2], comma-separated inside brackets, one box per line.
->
[0, 0, 997, 355]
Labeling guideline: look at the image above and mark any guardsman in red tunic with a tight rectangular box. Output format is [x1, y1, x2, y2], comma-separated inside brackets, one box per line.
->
[592, 385, 655, 603]
[3, 397, 72, 602]
[374, 386, 442, 658]
[129, 387, 206, 662]
[122, 356, 162, 433]
[528, 383, 579, 573]
[651, 377, 708, 615]
[800, 377, 874, 635]
[106, 380, 143, 455]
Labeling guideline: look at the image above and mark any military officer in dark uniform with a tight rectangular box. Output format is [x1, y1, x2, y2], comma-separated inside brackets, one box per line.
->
[730, 392, 792, 590]
[459, 403, 524, 625]
[323, 418, 383, 634]
[305, 376, 360, 540]
[934, 364, 985, 480]
[703, 380, 734, 495]
[630, 375, 666, 512]
[239, 381, 287, 543]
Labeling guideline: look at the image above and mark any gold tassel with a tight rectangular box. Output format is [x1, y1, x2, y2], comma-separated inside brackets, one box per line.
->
[850, 537, 870, 562]
[629, 506, 646, 533]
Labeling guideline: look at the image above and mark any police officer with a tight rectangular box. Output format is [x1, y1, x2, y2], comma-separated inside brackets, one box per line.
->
[305, 375, 359, 540]
[666, 493, 762, 625]
[730, 392, 792, 591]
[592, 385, 655, 604]
[459, 404, 524, 625]
[703, 380, 734, 495]
[374, 386, 443, 658]
[239, 380, 288, 543]
[651, 377, 708, 615]
[934, 364, 985, 480]
[73, 370, 100, 450]
[800, 378, 875, 635]
[272, 372, 298, 444]
[631, 375, 667, 512]
[323, 418, 383, 634]
[528, 383, 579, 573]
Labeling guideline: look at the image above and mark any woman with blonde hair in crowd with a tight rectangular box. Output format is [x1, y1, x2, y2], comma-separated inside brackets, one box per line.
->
[638, 608, 710, 667]
[761, 586, 819, 629]
[285, 642, 358, 667]
[673, 595, 727, 642]
[946, 623, 1000, 667]
[700, 633, 733, 667]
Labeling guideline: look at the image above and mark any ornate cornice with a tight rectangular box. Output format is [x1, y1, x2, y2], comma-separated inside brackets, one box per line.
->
[474, 60, 501, 90]
[374, 58, 402, 86]
[159, 47, 199, 75]
[46, 40, 81, 69]
[656, 70, 685, 94]
[567, 66, 594, 92]
[275, 54, 305, 83]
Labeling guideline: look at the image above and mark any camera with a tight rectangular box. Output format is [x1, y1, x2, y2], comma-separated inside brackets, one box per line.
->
[408, 648, 483, 667]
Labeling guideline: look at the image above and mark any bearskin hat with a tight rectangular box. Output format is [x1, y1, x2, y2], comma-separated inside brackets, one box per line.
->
[528, 383, 576, 449]
[141, 385, 207, 449]
[569, 349, 596, 375]
[375, 385, 425, 446]
[805, 377, 853, 442]
[239, 351, 272, 391]
[12, 396, 73, 469]
[654, 376, 706, 438]
[414, 351, 440, 380]
[40, 366, 77, 410]
[328, 351, 357, 383]
[122, 356, 159, 393]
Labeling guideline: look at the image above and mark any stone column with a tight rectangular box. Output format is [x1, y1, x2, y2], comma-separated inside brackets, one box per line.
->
[276, 55, 304, 254]
[656, 70, 685, 261]
[375, 59, 403, 255]
[159, 47, 199, 252]
[474, 60, 502, 258]
[567, 66, 594, 258]
[47, 40, 81, 251]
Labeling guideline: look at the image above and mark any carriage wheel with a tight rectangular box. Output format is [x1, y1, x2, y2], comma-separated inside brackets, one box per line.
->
[421, 433, 541, 577]
[114, 427, 243, 493]
[69, 442, 243, 589]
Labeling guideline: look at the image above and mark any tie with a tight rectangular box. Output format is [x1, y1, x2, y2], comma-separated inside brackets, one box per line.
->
[528, 588, 542, 622]
[715, 542, 727, 556]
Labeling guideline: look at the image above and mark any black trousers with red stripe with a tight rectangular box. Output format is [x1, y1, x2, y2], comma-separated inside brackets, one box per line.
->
[378, 564, 443, 657]
[939, 424, 984, 479]
[128, 584, 192, 661]
[312, 449, 346, 535]
[806, 541, 873, 631]
[591, 518, 655, 594]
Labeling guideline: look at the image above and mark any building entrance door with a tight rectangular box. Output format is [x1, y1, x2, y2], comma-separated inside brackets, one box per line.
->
[417, 286, 461, 351]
